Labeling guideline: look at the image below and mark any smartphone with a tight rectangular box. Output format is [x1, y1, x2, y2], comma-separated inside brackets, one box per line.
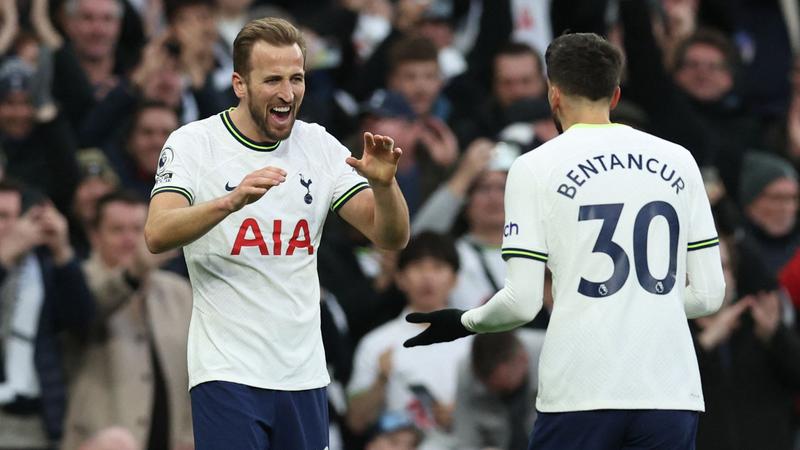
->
[408, 383, 437, 411]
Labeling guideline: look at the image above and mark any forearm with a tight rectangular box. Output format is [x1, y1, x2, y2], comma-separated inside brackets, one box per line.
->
[462, 258, 544, 333]
[370, 180, 410, 250]
[346, 381, 388, 433]
[684, 247, 726, 319]
[145, 197, 232, 253]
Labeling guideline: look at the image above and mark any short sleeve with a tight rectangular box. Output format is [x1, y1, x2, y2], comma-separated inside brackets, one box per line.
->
[150, 127, 202, 204]
[325, 133, 370, 214]
[686, 159, 719, 252]
[501, 158, 549, 263]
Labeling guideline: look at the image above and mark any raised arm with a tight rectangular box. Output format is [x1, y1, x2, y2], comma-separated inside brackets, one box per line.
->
[338, 132, 410, 250]
[145, 166, 287, 253]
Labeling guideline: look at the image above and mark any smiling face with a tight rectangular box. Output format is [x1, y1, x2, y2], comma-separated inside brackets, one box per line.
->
[234, 41, 305, 142]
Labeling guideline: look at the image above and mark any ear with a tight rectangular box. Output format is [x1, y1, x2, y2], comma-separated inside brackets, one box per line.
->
[232, 72, 248, 100]
[609, 86, 622, 110]
[548, 83, 560, 111]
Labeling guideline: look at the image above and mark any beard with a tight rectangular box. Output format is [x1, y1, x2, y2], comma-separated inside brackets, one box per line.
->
[552, 111, 564, 135]
[245, 87, 297, 142]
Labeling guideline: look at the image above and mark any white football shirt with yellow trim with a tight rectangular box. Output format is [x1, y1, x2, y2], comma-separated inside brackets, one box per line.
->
[152, 110, 368, 390]
[502, 123, 719, 412]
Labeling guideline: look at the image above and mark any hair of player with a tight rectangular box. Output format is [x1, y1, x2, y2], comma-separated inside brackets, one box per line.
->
[397, 231, 460, 272]
[672, 28, 738, 74]
[388, 35, 439, 74]
[92, 190, 146, 229]
[545, 32, 623, 101]
[471, 331, 523, 381]
[233, 17, 307, 80]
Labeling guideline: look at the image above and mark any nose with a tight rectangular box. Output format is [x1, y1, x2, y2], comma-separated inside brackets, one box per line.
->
[277, 80, 293, 103]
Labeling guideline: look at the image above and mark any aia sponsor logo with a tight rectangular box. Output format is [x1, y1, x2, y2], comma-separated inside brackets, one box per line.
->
[231, 218, 314, 255]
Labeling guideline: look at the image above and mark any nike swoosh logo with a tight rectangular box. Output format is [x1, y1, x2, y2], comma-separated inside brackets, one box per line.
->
[225, 182, 237, 191]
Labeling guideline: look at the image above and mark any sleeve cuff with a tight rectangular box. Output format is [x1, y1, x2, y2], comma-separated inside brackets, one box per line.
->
[687, 237, 719, 252]
[331, 182, 370, 213]
[501, 248, 548, 262]
[151, 186, 194, 205]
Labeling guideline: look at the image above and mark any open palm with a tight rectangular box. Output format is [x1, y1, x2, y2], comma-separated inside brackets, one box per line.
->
[346, 132, 402, 186]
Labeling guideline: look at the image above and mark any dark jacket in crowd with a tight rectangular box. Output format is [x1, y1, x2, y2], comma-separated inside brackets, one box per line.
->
[0, 251, 94, 441]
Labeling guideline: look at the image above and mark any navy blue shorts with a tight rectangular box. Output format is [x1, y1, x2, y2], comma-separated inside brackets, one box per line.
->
[190, 381, 329, 450]
[528, 409, 698, 450]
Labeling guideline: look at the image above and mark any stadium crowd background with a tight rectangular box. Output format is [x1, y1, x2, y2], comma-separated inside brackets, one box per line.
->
[1, 0, 800, 448]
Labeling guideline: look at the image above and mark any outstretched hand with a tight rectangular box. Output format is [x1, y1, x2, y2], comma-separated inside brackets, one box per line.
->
[403, 308, 474, 348]
[347, 132, 402, 187]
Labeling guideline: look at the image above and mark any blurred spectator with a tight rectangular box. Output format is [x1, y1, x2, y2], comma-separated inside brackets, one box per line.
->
[493, 43, 546, 109]
[69, 149, 120, 259]
[365, 410, 423, 450]
[387, 35, 450, 122]
[77, 426, 138, 450]
[0, 57, 82, 214]
[0, 180, 94, 448]
[62, 0, 123, 99]
[456, 42, 546, 144]
[739, 151, 800, 275]
[693, 235, 800, 450]
[620, 0, 757, 199]
[165, 0, 232, 98]
[348, 89, 452, 216]
[215, 0, 253, 52]
[416, 1, 466, 81]
[105, 101, 179, 200]
[452, 330, 545, 450]
[61, 191, 193, 450]
[347, 232, 471, 447]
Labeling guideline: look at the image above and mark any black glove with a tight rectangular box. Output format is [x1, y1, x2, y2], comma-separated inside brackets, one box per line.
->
[403, 308, 475, 348]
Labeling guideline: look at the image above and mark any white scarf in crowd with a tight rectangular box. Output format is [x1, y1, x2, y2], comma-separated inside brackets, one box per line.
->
[0, 253, 44, 404]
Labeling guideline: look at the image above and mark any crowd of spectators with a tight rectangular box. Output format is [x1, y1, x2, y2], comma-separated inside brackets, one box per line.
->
[2, 0, 800, 449]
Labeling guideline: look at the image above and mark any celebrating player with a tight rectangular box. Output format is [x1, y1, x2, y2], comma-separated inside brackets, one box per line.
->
[144, 18, 409, 450]
[404, 32, 726, 450]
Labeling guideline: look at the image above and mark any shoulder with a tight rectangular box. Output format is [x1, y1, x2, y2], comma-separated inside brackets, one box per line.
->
[166, 118, 215, 149]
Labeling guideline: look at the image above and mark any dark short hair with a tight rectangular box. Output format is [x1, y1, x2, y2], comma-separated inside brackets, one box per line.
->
[545, 33, 623, 101]
[397, 231, 459, 272]
[471, 331, 523, 381]
[494, 41, 543, 71]
[233, 17, 306, 79]
[673, 28, 737, 74]
[93, 190, 146, 229]
[164, 0, 214, 24]
[126, 100, 177, 141]
[0, 179, 24, 196]
[388, 35, 439, 74]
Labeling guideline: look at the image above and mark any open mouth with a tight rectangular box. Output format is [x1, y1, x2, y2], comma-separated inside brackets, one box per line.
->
[269, 105, 292, 124]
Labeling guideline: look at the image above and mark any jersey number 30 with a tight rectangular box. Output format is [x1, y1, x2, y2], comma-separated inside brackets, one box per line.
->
[578, 201, 679, 298]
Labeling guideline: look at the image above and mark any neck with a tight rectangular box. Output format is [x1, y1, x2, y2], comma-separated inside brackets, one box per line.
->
[230, 105, 276, 144]
[80, 56, 114, 85]
[557, 97, 612, 132]
[469, 229, 502, 246]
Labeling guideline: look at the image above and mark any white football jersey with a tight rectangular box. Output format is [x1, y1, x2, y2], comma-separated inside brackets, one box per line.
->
[502, 123, 719, 412]
[151, 110, 368, 390]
